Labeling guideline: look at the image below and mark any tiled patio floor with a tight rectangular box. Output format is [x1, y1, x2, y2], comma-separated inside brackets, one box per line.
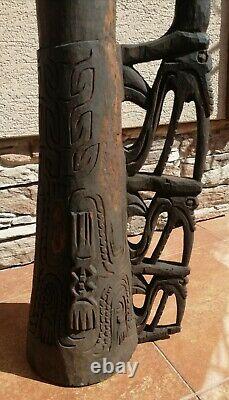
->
[0, 216, 229, 400]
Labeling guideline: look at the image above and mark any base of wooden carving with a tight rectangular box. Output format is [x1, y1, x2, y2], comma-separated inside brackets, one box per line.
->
[27, 332, 137, 387]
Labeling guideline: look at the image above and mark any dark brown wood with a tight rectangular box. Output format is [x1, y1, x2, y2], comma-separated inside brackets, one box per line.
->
[27, 0, 137, 387]
[36, 0, 116, 48]
[169, 0, 211, 32]
[122, 0, 211, 66]
[123, 0, 213, 345]
[27, 0, 213, 388]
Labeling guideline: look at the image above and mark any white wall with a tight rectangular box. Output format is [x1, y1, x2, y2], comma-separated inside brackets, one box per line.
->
[117, 0, 228, 127]
[0, 0, 227, 137]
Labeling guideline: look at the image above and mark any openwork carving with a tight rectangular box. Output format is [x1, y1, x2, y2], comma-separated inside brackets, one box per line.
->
[123, 0, 213, 343]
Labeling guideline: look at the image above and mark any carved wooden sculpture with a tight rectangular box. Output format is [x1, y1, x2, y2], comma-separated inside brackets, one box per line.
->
[123, 0, 213, 343]
[27, 0, 213, 387]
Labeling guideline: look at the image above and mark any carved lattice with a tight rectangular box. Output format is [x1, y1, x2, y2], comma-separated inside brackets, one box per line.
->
[123, 0, 213, 343]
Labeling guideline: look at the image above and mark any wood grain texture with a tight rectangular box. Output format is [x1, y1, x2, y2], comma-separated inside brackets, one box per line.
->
[27, 0, 213, 388]
[123, 0, 213, 345]
[27, 0, 137, 387]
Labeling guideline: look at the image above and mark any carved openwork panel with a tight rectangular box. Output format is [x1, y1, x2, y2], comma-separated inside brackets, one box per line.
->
[122, 0, 213, 343]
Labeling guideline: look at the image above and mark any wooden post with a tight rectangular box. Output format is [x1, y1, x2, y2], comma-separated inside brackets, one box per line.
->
[27, 0, 213, 388]
[27, 0, 137, 387]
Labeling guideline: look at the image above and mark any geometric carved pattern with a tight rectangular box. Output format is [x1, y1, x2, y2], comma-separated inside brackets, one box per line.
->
[29, 40, 135, 353]
[27, 12, 137, 386]
[27, 0, 213, 387]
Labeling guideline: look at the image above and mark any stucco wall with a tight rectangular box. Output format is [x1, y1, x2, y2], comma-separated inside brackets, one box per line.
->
[0, 0, 228, 137]
[118, 0, 228, 127]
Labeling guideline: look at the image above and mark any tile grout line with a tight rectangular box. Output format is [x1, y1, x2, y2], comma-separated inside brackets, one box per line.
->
[0, 261, 33, 273]
[153, 344, 201, 400]
[196, 223, 227, 242]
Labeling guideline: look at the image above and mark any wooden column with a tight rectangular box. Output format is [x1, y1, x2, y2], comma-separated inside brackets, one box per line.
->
[27, 0, 137, 387]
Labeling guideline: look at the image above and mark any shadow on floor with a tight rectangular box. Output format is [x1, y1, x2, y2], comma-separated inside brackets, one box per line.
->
[0, 303, 44, 383]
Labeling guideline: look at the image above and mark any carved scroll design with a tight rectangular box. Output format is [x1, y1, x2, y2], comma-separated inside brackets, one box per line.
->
[129, 187, 197, 342]
[29, 39, 134, 358]
[123, 56, 213, 178]
[122, 0, 213, 343]
[122, 0, 213, 179]
[137, 276, 189, 343]
[57, 187, 128, 350]
[29, 45, 101, 347]
[39, 47, 99, 179]
[116, 276, 132, 346]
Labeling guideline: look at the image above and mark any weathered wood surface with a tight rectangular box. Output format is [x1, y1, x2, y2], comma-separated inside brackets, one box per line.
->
[123, 0, 213, 344]
[26, 0, 213, 388]
[27, 0, 137, 387]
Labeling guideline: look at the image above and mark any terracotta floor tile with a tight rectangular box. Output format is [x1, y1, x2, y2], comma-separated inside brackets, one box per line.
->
[1, 217, 228, 399]
[129, 221, 221, 262]
[156, 237, 229, 395]
[199, 379, 229, 399]
[0, 300, 194, 400]
[197, 215, 229, 241]
[0, 266, 195, 400]
[0, 264, 33, 302]
[177, 379, 229, 400]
